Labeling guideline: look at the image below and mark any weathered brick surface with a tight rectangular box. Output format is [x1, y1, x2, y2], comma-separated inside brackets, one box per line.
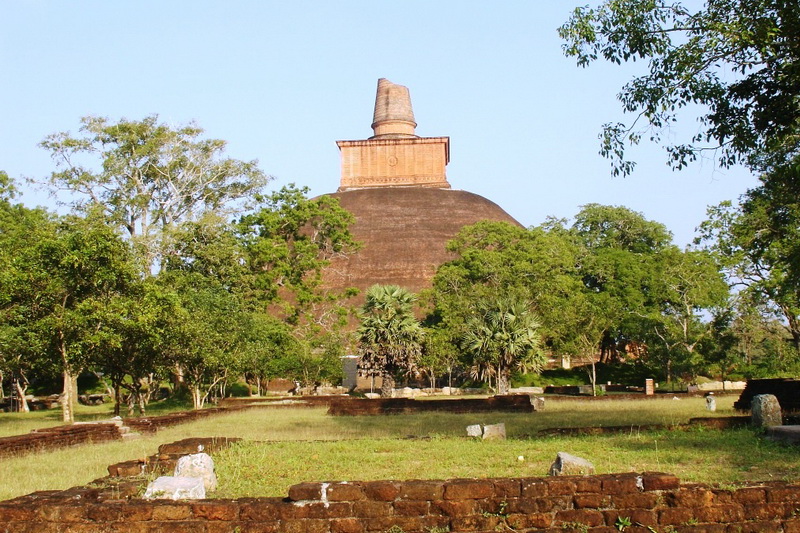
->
[2, 472, 799, 532]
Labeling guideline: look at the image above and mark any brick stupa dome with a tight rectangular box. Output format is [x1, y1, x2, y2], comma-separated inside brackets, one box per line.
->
[323, 79, 521, 295]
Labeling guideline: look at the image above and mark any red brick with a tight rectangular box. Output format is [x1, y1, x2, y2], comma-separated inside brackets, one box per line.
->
[0, 504, 36, 521]
[667, 488, 714, 508]
[536, 496, 572, 513]
[520, 479, 549, 498]
[443, 479, 494, 500]
[239, 500, 281, 521]
[547, 478, 578, 496]
[767, 488, 800, 503]
[641, 472, 680, 491]
[603, 509, 658, 527]
[658, 507, 695, 525]
[352, 501, 393, 518]
[288, 482, 322, 501]
[191, 501, 239, 520]
[732, 487, 767, 504]
[148, 522, 206, 533]
[743, 502, 793, 520]
[362, 481, 400, 501]
[282, 518, 331, 533]
[281, 501, 352, 520]
[602, 475, 641, 495]
[694, 504, 745, 523]
[612, 492, 659, 509]
[393, 500, 429, 516]
[555, 509, 604, 527]
[151, 503, 191, 521]
[330, 518, 365, 533]
[363, 517, 418, 532]
[573, 493, 608, 509]
[327, 483, 365, 502]
[433, 499, 480, 517]
[526, 512, 554, 528]
[398, 480, 443, 500]
[450, 514, 502, 531]
[491, 478, 520, 498]
[574, 476, 603, 493]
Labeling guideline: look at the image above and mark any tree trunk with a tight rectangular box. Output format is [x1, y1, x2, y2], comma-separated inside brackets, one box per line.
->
[62, 370, 75, 423]
[380, 372, 395, 398]
[497, 369, 510, 395]
[14, 380, 29, 413]
[191, 385, 204, 409]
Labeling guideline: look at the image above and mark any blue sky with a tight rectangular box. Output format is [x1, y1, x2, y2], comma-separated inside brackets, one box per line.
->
[1, 1, 757, 246]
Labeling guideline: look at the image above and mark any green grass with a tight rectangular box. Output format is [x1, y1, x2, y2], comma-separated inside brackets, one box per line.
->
[0, 397, 195, 438]
[1, 395, 793, 503]
[212, 428, 799, 498]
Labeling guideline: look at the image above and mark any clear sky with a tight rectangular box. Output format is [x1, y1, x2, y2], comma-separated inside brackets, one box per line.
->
[1, 1, 758, 247]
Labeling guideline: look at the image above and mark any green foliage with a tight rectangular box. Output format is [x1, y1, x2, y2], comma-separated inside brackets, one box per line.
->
[39, 115, 269, 272]
[357, 285, 424, 397]
[462, 295, 545, 394]
[559, 0, 800, 175]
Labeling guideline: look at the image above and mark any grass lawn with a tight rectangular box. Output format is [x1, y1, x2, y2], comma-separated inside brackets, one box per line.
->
[1, 395, 797, 501]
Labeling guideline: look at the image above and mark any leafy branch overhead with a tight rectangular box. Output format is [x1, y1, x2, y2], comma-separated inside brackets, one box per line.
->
[559, 0, 800, 175]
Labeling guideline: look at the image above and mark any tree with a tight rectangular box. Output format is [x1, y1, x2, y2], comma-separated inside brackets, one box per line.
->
[40, 115, 269, 272]
[0, 210, 136, 421]
[157, 272, 245, 409]
[357, 285, 424, 397]
[698, 177, 800, 353]
[559, 1, 800, 176]
[462, 296, 545, 395]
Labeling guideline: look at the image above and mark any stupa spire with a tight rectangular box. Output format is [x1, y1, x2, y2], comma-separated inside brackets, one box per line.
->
[370, 78, 417, 139]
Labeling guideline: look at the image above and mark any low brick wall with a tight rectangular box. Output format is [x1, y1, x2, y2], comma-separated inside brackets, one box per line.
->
[0, 423, 121, 458]
[328, 394, 535, 416]
[2, 472, 799, 532]
[734, 378, 800, 412]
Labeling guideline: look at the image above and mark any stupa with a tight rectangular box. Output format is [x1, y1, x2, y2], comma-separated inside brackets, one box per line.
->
[323, 79, 521, 294]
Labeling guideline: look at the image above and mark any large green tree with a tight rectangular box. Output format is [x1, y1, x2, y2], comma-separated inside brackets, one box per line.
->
[357, 285, 424, 397]
[559, 0, 800, 176]
[40, 115, 269, 272]
[0, 210, 136, 421]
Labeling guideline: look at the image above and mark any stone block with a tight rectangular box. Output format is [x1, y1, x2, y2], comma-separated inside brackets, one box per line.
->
[144, 476, 205, 501]
[752, 394, 782, 427]
[174, 452, 217, 491]
[482, 423, 506, 440]
[465, 424, 482, 437]
[548, 452, 595, 476]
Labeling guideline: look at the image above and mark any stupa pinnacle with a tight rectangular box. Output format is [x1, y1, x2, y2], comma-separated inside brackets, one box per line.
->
[370, 78, 417, 139]
[336, 78, 450, 191]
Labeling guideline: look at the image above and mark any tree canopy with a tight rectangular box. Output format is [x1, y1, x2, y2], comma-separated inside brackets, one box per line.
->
[559, 0, 800, 176]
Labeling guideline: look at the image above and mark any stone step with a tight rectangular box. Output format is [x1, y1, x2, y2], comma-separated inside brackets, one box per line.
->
[765, 425, 800, 445]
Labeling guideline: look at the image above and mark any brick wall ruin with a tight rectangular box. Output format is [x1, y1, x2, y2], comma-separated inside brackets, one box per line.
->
[2, 472, 799, 532]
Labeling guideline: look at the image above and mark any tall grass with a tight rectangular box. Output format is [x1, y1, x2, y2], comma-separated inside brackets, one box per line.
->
[1, 395, 786, 503]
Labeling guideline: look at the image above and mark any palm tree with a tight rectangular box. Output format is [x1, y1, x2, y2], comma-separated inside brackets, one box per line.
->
[357, 285, 423, 397]
[463, 296, 544, 395]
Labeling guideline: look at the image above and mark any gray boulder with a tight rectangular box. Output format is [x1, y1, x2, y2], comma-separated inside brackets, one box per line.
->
[751, 394, 782, 427]
[548, 452, 595, 476]
[482, 423, 506, 440]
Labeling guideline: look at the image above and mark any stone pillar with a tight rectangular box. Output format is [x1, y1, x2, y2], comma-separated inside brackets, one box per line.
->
[645, 378, 655, 396]
[751, 394, 782, 427]
[341, 355, 360, 391]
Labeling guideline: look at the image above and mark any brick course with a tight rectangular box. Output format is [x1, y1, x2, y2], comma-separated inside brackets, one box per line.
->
[2, 473, 798, 532]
